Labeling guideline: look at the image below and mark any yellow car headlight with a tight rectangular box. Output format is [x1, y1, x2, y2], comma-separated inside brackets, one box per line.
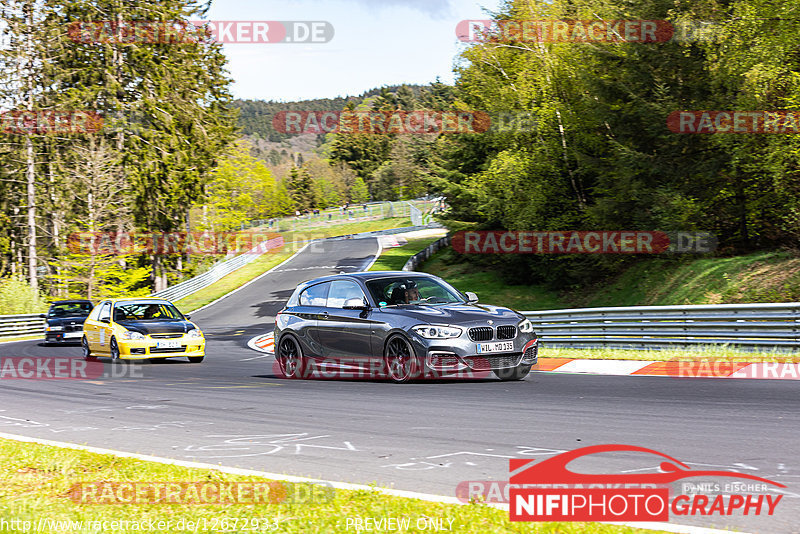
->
[120, 330, 146, 341]
[187, 329, 203, 339]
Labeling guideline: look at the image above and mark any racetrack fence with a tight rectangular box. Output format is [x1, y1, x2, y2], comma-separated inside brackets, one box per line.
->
[0, 314, 45, 339]
[2, 301, 799, 350]
[521, 303, 800, 351]
[402, 235, 451, 271]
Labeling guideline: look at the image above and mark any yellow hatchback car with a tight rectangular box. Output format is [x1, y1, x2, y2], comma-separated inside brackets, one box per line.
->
[81, 298, 205, 362]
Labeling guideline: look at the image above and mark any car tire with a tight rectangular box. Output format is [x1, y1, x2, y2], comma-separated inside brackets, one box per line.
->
[187, 356, 204, 363]
[494, 364, 532, 381]
[110, 337, 121, 362]
[276, 335, 305, 379]
[82, 336, 96, 361]
[384, 335, 420, 384]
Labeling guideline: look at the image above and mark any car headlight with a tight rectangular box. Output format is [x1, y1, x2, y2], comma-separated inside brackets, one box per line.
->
[412, 325, 462, 339]
[47, 326, 63, 331]
[187, 329, 203, 338]
[518, 319, 534, 333]
[120, 330, 145, 340]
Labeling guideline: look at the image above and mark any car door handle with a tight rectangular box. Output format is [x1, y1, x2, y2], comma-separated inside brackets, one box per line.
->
[320, 312, 329, 319]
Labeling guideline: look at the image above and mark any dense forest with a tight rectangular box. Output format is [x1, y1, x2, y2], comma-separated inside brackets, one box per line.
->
[1, 0, 799, 301]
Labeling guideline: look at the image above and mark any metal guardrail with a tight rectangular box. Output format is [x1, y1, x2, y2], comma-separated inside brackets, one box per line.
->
[521, 303, 800, 351]
[402, 235, 451, 271]
[151, 236, 284, 302]
[0, 314, 45, 339]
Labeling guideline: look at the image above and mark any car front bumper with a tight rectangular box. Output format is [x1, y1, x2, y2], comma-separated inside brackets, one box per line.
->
[116, 338, 206, 359]
[410, 333, 538, 374]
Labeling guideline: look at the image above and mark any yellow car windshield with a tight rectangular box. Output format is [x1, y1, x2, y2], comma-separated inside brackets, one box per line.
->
[113, 302, 184, 322]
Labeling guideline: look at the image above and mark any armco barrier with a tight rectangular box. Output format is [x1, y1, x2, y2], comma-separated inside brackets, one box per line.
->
[0, 314, 45, 339]
[150, 236, 284, 302]
[521, 303, 800, 351]
[402, 235, 451, 271]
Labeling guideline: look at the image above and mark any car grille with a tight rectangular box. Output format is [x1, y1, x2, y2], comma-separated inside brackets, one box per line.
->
[428, 353, 460, 367]
[496, 325, 516, 339]
[464, 354, 522, 371]
[468, 327, 493, 341]
[149, 346, 187, 354]
[64, 324, 83, 333]
[150, 333, 183, 339]
[522, 344, 538, 364]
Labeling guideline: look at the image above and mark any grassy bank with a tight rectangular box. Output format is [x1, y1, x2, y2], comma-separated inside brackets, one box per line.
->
[418, 248, 567, 311]
[369, 236, 443, 271]
[419, 249, 800, 311]
[174, 217, 411, 313]
[0, 438, 661, 534]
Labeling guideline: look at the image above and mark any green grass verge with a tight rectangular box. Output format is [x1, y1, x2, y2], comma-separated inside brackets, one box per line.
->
[0, 334, 42, 344]
[0, 438, 663, 534]
[576, 251, 800, 307]
[419, 249, 800, 310]
[369, 236, 443, 271]
[419, 249, 566, 311]
[174, 218, 411, 313]
[539, 345, 799, 363]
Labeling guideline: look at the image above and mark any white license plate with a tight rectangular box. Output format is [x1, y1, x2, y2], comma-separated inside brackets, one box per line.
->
[156, 340, 181, 349]
[476, 341, 514, 354]
[63, 331, 82, 339]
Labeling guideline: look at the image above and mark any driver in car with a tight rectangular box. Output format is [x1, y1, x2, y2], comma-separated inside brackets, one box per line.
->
[390, 281, 420, 304]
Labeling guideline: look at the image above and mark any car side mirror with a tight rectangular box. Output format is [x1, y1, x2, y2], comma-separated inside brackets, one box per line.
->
[465, 292, 479, 303]
[343, 298, 370, 310]
[39, 313, 46, 319]
[100, 317, 110, 324]
[184, 314, 191, 320]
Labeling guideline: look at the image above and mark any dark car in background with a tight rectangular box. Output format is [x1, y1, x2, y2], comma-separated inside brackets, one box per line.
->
[42, 300, 93, 344]
[274, 271, 538, 383]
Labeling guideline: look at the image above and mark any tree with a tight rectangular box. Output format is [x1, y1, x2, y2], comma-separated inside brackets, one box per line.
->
[286, 167, 314, 211]
[350, 177, 369, 203]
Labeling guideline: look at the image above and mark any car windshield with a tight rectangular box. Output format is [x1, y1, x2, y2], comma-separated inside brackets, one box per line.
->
[365, 277, 464, 306]
[48, 302, 92, 317]
[113, 302, 184, 322]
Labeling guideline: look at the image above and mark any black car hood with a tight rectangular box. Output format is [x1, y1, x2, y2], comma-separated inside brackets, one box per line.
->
[376, 303, 522, 324]
[46, 316, 89, 326]
[115, 320, 193, 335]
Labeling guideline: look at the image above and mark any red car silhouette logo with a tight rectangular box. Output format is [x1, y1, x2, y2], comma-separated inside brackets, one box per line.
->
[510, 444, 785, 487]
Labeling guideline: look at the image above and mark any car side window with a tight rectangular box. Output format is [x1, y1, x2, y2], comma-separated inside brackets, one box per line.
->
[299, 282, 330, 306]
[327, 280, 366, 308]
[98, 302, 111, 322]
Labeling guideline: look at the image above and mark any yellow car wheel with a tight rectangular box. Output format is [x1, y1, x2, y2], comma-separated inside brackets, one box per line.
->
[110, 338, 121, 361]
[82, 337, 96, 361]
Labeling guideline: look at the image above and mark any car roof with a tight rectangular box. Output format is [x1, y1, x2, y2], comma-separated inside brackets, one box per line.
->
[50, 299, 92, 305]
[301, 271, 439, 286]
[101, 297, 173, 304]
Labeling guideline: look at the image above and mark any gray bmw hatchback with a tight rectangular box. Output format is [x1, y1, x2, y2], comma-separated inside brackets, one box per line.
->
[274, 271, 538, 383]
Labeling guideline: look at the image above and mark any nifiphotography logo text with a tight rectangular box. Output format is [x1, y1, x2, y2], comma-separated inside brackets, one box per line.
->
[504, 444, 784, 522]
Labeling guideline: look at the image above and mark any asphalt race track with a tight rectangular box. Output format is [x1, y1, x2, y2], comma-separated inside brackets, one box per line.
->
[0, 237, 798, 533]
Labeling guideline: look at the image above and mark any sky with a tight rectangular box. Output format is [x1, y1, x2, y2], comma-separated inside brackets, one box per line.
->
[205, 0, 504, 102]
